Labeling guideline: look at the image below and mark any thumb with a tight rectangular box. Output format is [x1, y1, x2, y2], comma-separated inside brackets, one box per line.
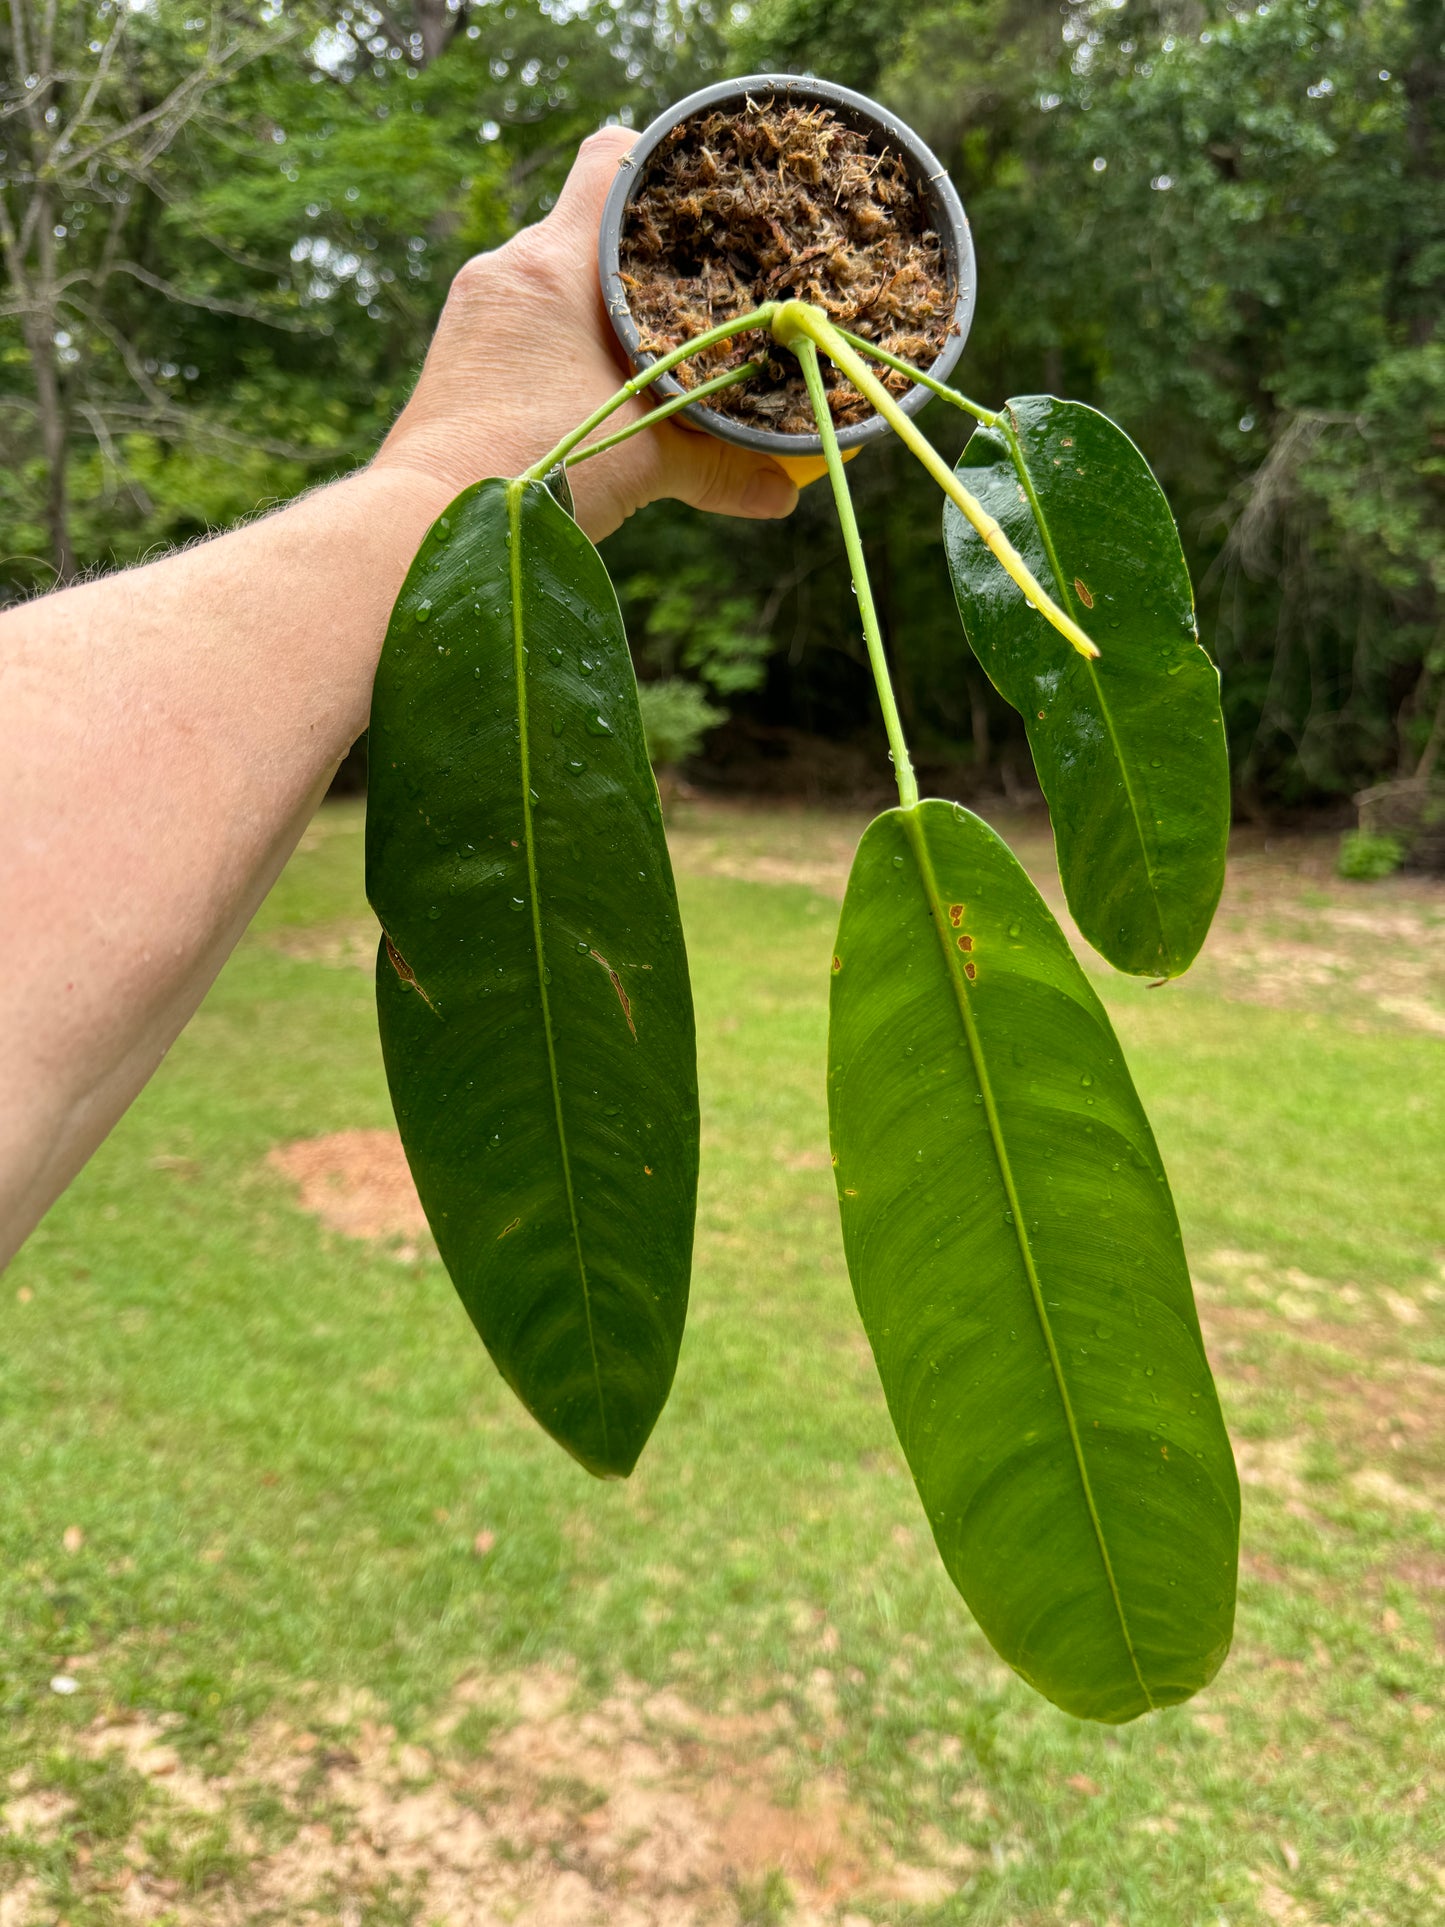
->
[548, 125, 636, 239]
[647, 419, 800, 520]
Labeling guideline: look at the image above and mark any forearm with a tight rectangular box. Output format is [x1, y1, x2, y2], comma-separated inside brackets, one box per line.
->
[0, 128, 797, 1266]
[0, 463, 451, 1261]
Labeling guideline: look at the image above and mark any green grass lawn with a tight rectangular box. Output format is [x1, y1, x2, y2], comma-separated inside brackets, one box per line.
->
[2, 800, 1442, 1927]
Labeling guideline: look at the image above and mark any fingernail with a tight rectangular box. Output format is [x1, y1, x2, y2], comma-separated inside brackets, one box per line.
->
[742, 466, 798, 518]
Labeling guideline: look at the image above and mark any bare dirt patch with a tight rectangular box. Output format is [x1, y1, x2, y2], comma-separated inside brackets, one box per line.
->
[0, 1880, 42, 1927]
[1, 1789, 74, 1840]
[667, 806, 1445, 1032]
[267, 1131, 428, 1244]
[54, 1670, 963, 1926]
[263, 917, 379, 972]
[1190, 829, 1445, 1034]
[79, 1713, 222, 1813]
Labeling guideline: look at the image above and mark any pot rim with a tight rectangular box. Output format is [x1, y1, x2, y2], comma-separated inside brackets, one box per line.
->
[596, 73, 977, 458]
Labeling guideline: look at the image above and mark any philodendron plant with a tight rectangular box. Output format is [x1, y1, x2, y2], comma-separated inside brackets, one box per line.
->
[364, 288, 1238, 1727]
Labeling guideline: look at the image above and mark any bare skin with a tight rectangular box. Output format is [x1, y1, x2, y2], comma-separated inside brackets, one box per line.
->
[0, 128, 798, 1265]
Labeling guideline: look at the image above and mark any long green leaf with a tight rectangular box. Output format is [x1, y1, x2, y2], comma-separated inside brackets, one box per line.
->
[943, 398, 1230, 978]
[829, 800, 1238, 1722]
[365, 478, 698, 1479]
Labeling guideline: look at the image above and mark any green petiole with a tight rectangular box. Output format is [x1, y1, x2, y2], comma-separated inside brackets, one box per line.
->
[794, 335, 918, 812]
[772, 301, 1099, 662]
[525, 297, 1096, 669]
[524, 304, 780, 482]
[830, 325, 1000, 428]
[563, 361, 764, 467]
[812, 326, 1097, 662]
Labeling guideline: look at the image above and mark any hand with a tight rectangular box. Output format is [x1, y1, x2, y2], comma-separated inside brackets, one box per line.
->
[372, 127, 799, 543]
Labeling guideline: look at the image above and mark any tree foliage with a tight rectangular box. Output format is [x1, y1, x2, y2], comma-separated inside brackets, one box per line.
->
[0, 0, 722, 585]
[3, 0, 1439, 806]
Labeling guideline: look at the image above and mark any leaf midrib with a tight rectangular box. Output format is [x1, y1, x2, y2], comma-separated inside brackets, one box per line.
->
[1003, 414, 1173, 973]
[899, 805, 1153, 1710]
[508, 481, 609, 1455]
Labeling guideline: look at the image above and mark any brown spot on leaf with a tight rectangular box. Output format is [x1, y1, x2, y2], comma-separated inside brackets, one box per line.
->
[956, 934, 973, 952]
[589, 950, 637, 1040]
[385, 935, 440, 1016]
[1073, 577, 1094, 609]
[948, 904, 965, 927]
[832, 954, 843, 973]
[963, 960, 978, 980]
[498, 1217, 522, 1240]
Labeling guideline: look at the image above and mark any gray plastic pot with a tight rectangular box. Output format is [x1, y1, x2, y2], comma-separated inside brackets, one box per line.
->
[596, 74, 976, 481]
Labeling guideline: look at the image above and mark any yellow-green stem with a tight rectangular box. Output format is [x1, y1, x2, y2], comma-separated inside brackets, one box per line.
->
[831, 325, 999, 427]
[773, 301, 1099, 662]
[525, 304, 779, 481]
[564, 361, 763, 467]
[794, 336, 917, 811]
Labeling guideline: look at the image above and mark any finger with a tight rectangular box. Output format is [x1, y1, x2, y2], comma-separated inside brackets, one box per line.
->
[548, 125, 636, 240]
[646, 421, 799, 519]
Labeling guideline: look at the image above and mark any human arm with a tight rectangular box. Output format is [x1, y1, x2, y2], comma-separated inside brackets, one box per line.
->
[0, 128, 797, 1264]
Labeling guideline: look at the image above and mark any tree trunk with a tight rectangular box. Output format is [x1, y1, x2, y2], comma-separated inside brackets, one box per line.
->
[1394, 0, 1444, 346]
[1415, 682, 1445, 784]
[966, 670, 991, 773]
[26, 200, 75, 583]
[415, 0, 465, 65]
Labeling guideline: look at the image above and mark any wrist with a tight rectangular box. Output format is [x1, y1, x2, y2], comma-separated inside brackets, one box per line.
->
[370, 416, 537, 503]
[349, 457, 460, 549]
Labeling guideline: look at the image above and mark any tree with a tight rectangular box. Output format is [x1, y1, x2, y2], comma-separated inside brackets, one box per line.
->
[0, 1, 315, 583]
[730, 0, 1443, 808]
[4, 0, 1437, 811]
[0, 0, 726, 595]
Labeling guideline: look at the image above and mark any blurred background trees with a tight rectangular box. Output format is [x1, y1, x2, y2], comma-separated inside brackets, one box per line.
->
[3, 0, 1440, 813]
